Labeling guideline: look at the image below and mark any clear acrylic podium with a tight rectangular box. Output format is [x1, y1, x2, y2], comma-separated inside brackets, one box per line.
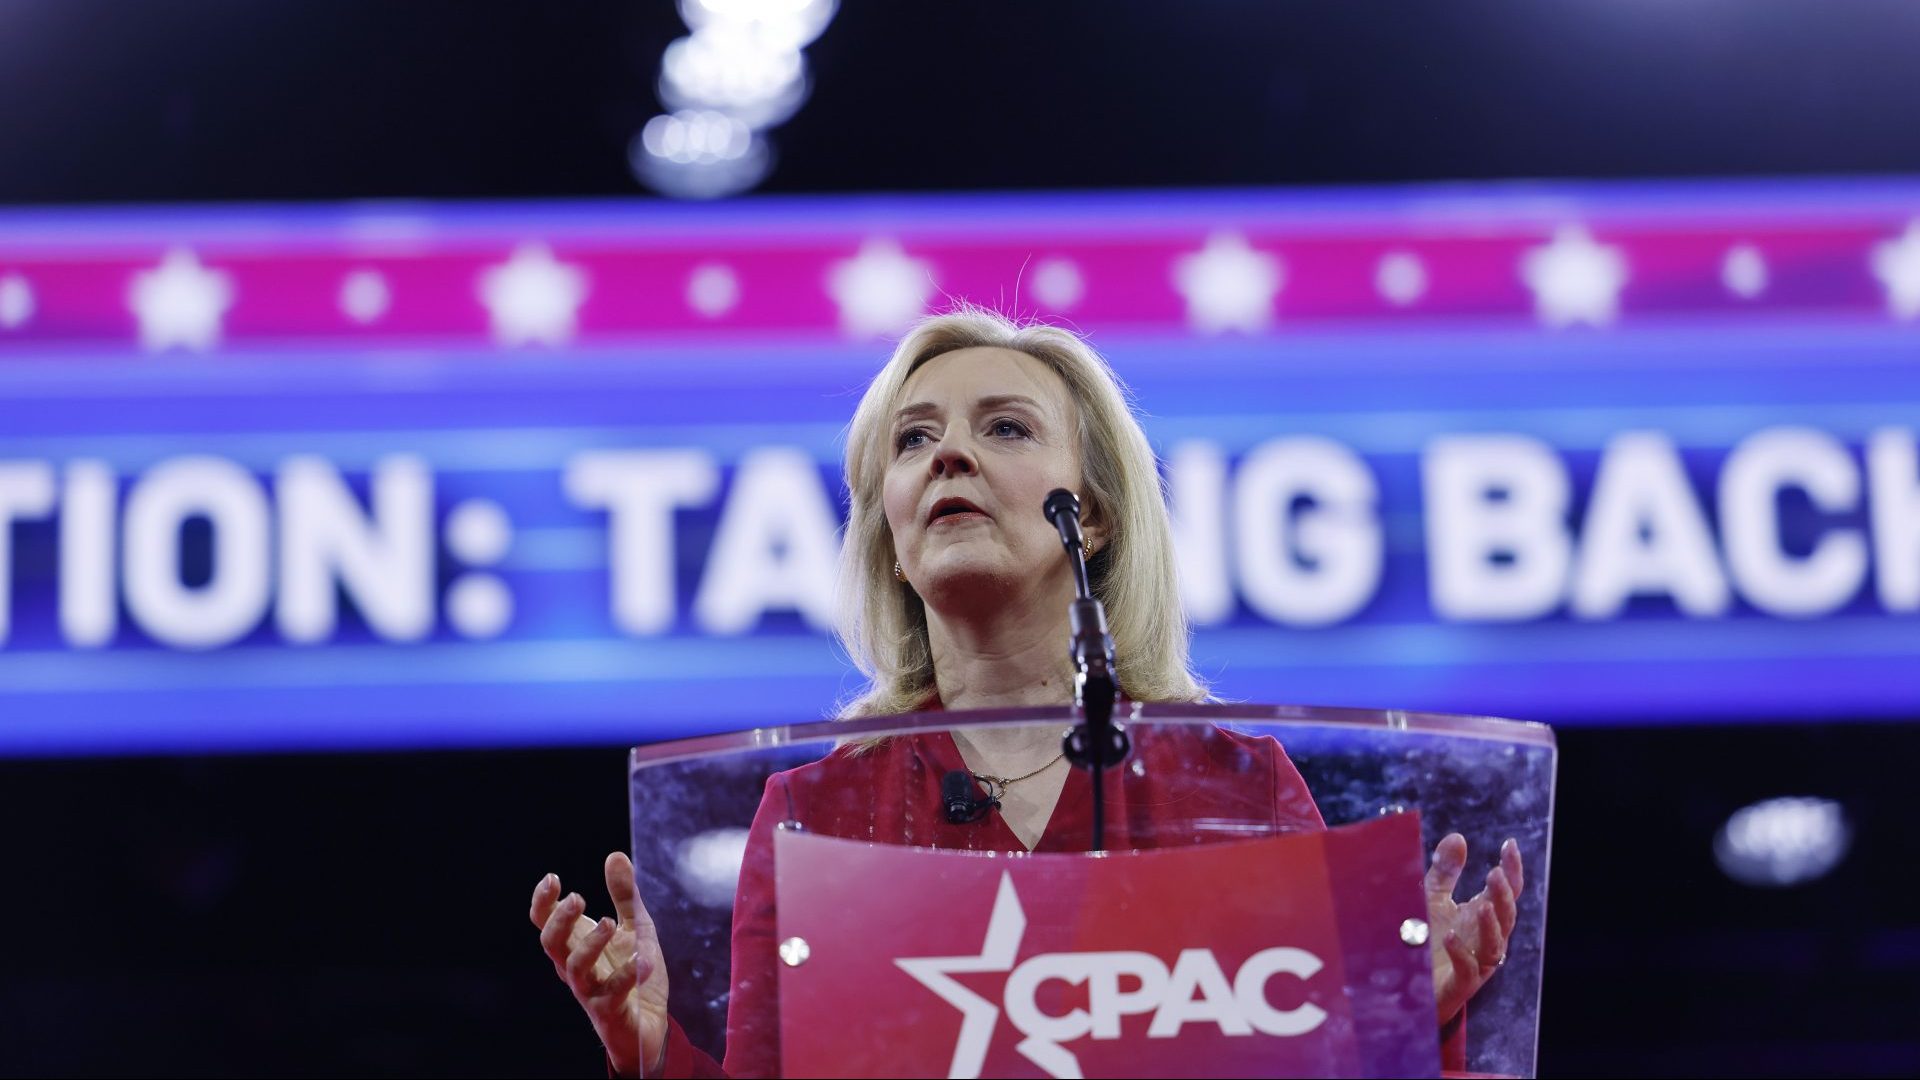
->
[628, 703, 1554, 1078]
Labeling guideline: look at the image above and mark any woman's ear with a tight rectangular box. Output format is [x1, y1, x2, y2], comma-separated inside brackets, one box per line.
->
[1081, 498, 1110, 555]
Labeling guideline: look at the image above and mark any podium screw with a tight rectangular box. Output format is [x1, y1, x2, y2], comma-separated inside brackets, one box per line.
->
[779, 936, 811, 967]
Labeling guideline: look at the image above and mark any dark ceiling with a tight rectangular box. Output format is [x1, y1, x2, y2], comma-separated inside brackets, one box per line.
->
[2, 0, 1919, 203]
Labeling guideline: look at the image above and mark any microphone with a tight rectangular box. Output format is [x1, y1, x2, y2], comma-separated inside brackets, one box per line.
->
[942, 769, 997, 824]
[1042, 488, 1128, 851]
[1042, 487, 1114, 691]
[1043, 487, 1081, 532]
[1043, 489, 1090, 597]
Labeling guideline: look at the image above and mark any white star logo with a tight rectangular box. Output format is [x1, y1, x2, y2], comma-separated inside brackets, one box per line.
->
[1520, 225, 1628, 328]
[128, 249, 235, 352]
[826, 238, 934, 338]
[478, 243, 589, 347]
[686, 263, 740, 319]
[1031, 257, 1085, 312]
[1375, 251, 1428, 307]
[0, 273, 33, 330]
[1871, 220, 1920, 320]
[1171, 232, 1283, 334]
[1722, 243, 1768, 300]
[896, 872, 1031, 1080]
[340, 269, 392, 325]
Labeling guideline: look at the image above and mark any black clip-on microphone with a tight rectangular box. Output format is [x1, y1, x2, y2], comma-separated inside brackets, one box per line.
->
[941, 768, 998, 824]
[1043, 488, 1129, 852]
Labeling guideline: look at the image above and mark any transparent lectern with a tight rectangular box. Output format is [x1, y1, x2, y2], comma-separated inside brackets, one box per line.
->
[628, 704, 1554, 1079]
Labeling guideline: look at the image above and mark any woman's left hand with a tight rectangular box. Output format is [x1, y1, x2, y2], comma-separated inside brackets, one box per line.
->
[1425, 833, 1524, 1025]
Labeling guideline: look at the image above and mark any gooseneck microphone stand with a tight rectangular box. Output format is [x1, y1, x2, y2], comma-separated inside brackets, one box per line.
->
[1043, 489, 1130, 852]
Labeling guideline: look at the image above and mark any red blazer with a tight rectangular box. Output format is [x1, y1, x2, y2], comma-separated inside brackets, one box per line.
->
[653, 723, 1462, 1077]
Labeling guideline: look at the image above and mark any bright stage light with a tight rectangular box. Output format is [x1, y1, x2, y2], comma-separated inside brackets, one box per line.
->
[659, 26, 809, 129]
[679, 0, 837, 51]
[1713, 795, 1851, 888]
[635, 0, 836, 198]
[677, 827, 751, 908]
[632, 111, 772, 199]
[640, 109, 757, 166]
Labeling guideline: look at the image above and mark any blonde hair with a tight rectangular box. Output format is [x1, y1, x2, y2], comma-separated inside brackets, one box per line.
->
[835, 306, 1208, 718]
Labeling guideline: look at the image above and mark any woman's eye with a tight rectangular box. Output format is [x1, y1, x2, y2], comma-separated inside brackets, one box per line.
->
[895, 428, 929, 452]
[990, 419, 1030, 438]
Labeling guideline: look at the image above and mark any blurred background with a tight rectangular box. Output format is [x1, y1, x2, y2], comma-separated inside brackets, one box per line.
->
[3, 0, 1918, 1075]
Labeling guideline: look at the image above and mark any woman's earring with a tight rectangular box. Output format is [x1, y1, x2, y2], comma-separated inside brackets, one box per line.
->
[893, 560, 906, 583]
[1084, 537, 1095, 557]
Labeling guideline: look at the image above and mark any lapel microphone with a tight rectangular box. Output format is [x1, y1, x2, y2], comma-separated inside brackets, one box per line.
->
[941, 769, 998, 824]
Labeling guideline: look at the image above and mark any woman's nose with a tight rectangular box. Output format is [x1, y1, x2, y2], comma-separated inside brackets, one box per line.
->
[930, 435, 977, 476]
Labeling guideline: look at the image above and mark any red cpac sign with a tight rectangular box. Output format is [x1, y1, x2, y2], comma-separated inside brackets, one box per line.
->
[775, 814, 1439, 1078]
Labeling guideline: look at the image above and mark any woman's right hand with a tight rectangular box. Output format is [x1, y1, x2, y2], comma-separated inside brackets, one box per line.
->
[531, 851, 671, 1078]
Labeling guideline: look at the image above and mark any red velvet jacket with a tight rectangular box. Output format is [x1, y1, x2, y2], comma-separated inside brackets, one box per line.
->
[653, 723, 1463, 1077]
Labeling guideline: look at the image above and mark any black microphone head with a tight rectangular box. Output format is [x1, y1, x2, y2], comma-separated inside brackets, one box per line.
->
[942, 769, 994, 824]
[1043, 488, 1080, 526]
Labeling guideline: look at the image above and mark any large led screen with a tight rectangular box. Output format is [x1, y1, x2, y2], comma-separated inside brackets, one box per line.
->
[3, 180, 1919, 754]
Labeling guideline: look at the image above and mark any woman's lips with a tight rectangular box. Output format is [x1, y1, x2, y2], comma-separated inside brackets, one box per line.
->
[928, 510, 990, 527]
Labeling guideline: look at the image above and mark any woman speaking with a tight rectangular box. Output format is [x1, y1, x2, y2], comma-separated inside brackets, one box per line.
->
[530, 308, 1524, 1077]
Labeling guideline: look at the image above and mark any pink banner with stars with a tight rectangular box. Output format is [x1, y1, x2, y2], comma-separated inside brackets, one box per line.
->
[4, 181, 1920, 352]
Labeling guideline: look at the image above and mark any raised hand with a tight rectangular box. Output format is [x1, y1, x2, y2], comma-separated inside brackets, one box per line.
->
[1424, 833, 1524, 1025]
[531, 851, 673, 1077]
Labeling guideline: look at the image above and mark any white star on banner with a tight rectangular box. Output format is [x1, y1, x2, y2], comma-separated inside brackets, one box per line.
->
[1171, 232, 1283, 334]
[128, 249, 235, 352]
[1030, 257, 1084, 311]
[1520, 225, 1628, 328]
[895, 872, 1030, 1079]
[1871, 221, 1920, 320]
[0, 273, 33, 329]
[340, 270, 392, 324]
[1376, 251, 1428, 306]
[478, 243, 589, 347]
[826, 238, 933, 338]
[686, 263, 740, 318]
[1722, 244, 1768, 300]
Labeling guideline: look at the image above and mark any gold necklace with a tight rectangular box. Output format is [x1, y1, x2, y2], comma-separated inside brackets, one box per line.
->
[971, 752, 1066, 801]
